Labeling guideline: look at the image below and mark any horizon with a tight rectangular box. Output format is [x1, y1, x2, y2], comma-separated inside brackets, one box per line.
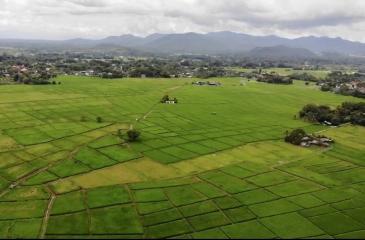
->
[1, 0, 365, 42]
[0, 31, 362, 44]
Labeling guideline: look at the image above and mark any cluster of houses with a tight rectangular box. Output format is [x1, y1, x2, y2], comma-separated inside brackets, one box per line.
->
[1, 65, 27, 78]
[0, 69, 10, 79]
[192, 81, 221, 86]
[300, 135, 334, 148]
[333, 81, 365, 94]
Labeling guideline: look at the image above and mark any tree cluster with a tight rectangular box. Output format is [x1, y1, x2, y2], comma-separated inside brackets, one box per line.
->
[160, 95, 178, 104]
[285, 129, 307, 145]
[288, 72, 317, 82]
[299, 102, 365, 126]
[285, 128, 333, 147]
[257, 73, 293, 85]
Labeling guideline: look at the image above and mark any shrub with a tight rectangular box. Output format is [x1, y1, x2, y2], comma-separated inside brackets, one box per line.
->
[127, 129, 141, 142]
[320, 84, 331, 92]
[160, 95, 170, 103]
[117, 129, 123, 139]
[285, 129, 307, 145]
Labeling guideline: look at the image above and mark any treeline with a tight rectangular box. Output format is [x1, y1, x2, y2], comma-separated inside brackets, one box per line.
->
[288, 72, 318, 82]
[13, 71, 58, 85]
[299, 102, 365, 126]
[257, 73, 293, 85]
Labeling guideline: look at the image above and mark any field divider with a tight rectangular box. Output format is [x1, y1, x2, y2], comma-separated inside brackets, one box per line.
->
[0, 127, 113, 196]
[21, 123, 114, 147]
[40, 187, 56, 239]
[160, 187, 195, 237]
[124, 185, 145, 239]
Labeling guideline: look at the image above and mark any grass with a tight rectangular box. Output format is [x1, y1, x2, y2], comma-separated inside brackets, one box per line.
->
[246, 170, 297, 187]
[221, 220, 276, 239]
[248, 198, 302, 217]
[98, 145, 141, 163]
[90, 205, 143, 235]
[8, 218, 43, 238]
[164, 186, 207, 206]
[308, 212, 364, 235]
[47, 212, 89, 235]
[187, 211, 231, 231]
[142, 208, 182, 226]
[179, 200, 218, 218]
[133, 188, 167, 202]
[234, 188, 279, 205]
[0, 75, 364, 238]
[200, 171, 257, 194]
[266, 179, 324, 197]
[51, 191, 86, 215]
[0, 200, 47, 220]
[260, 212, 324, 238]
[137, 201, 174, 215]
[74, 147, 117, 169]
[145, 219, 192, 238]
[87, 185, 131, 208]
[223, 206, 256, 223]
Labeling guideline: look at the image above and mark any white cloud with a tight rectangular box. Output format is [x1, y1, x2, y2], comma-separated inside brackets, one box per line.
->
[0, 0, 364, 42]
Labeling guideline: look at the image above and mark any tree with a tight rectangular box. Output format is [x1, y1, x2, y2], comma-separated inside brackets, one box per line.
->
[299, 104, 333, 123]
[96, 116, 103, 123]
[299, 102, 365, 126]
[117, 129, 124, 139]
[285, 129, 307, 145]
[160, 95, 170, 103]
[127, 129, 141, 142]
[320, 84, 331, 92]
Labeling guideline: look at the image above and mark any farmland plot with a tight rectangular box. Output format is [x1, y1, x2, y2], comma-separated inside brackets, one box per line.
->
[0, 76, 364, 238]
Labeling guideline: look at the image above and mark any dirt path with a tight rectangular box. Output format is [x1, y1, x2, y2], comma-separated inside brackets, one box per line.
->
[40, 188, 56, 238]
[167, 85, 183, 91]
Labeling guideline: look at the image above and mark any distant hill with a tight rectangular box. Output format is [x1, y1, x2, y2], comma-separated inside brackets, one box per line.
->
[248, 45, 318, 59]
[141, 33, 224, 54]
[1, 31, 365, 57]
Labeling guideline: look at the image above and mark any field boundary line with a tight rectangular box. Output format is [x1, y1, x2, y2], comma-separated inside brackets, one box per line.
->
[40, 187, 56, 239]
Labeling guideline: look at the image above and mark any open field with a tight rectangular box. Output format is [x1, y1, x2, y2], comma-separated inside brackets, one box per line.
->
[225, 67, 346, 79]
[0, 76, 364, 238]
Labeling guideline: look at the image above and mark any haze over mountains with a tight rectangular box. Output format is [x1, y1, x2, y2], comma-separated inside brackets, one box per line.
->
[1, 31, 365, 58]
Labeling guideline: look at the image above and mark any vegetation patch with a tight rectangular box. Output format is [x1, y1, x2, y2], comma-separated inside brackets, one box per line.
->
[87, 185, 131, 208]
[51, 191, 86, 215]
[260, 212, 324, 238]
[299, 102, 365, 126]
[90, 205, 143, 235]
[221, 220, 276, 239]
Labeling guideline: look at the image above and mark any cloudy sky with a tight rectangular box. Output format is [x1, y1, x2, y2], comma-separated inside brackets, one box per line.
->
[0, 0, 365, 42]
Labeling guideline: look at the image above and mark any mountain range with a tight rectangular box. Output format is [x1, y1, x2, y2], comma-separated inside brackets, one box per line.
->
[1, 31, 365, 58]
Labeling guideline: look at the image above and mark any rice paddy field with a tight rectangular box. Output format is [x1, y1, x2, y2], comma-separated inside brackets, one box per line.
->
[0, 76, 364, 238]
[226, 67, 332, 79]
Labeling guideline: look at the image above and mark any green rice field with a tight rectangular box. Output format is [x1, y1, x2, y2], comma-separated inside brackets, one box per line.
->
[225, 67, 332, 79]
[0, 76, 364, 238]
